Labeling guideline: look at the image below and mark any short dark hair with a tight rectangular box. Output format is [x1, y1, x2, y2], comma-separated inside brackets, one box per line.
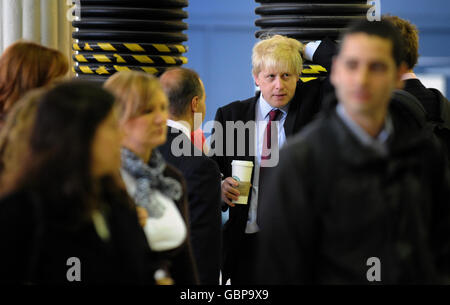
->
[382, 15, 419, 69]
[160, 67, 203, 118]
[339, 19, 405, 67]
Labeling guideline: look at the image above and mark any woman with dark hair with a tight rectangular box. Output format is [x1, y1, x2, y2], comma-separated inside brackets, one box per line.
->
[0, 81, 159, 284]
[104, 71, 199, 285]
[0, 41, 68, 128]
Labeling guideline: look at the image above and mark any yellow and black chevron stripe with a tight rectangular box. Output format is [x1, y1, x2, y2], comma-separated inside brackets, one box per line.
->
[74, 64, 167, 75]
[298, 64, 328, 82]
[73, 42, 187, 54]
[300, 77, 319, 83]
[74, 54, 188, 65]
[301, 64, 327, 76]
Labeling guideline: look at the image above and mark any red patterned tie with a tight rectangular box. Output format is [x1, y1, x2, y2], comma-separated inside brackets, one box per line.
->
[257, 109, 281, 226]
[261, 109, 281, 161]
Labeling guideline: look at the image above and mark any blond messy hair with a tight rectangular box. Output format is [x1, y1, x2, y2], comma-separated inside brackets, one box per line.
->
[252, 34, 303, 76]
[104, 71, 163, 124]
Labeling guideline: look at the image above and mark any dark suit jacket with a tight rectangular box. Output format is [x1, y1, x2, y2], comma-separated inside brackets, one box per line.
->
[404, 78, 441, 120]
[158, 127, 222, 285]
[210, 39, 337, 282]
[161, 163, 200, 285]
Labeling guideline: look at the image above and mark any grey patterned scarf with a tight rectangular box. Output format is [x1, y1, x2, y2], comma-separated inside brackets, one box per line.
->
[121, 147, 182, 218]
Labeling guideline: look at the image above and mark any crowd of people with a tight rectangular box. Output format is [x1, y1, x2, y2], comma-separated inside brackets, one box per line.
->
[0, 17, 449, 284]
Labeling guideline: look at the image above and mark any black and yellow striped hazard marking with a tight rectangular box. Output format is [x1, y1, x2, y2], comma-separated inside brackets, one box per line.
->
[298, 65, 328, 82]
[74, 54, 188, 65]
[74, 64, 166, 75]
[300, 77, 318, 83]
[73, 42, 187, 54]
[301, 64, 327, 75]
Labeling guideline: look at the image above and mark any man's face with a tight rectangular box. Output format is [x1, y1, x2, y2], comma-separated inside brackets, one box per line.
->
[331, 33, 405, 117]
[253, 67, 299, 108]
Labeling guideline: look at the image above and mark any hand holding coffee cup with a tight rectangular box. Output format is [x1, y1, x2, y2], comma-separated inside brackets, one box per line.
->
[221, 161, 254, 207]
[231, 160, 253, 204]
[221, 177, 240, 207]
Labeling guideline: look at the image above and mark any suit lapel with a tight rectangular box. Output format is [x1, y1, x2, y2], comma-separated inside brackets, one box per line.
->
[245, 93, 258, 164]
[245, 92, 258, 122]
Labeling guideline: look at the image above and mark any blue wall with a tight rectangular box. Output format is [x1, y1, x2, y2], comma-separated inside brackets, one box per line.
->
[185, 1, 258, 129]
[184, 0, 450, 128]
[383, 0, 450, 53]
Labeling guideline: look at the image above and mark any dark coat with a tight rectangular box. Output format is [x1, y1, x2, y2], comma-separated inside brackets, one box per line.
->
[403, 78, 450, 163]
[257, 99, 450, 284]
[403, 78, 441, 120]
[210, 39, 337, 283]
[0, 187, 159, 284]
[158, 127, 222, 285]
[160, 163, 200, 285]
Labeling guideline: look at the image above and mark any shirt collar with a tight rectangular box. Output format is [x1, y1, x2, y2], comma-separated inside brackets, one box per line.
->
[167, 119, 191, 141]
[259, 93, 289, 120]
[401, 72, 418, 81]
[336, 104, 393, 154]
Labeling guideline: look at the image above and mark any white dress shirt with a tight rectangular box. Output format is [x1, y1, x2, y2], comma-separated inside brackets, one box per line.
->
[167, 119, 191, 140]
[245, 94, 289, 234]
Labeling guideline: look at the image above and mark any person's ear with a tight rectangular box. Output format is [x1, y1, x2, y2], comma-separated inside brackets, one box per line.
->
[191, 96, 199, 113]
[253, 73, 260, 87]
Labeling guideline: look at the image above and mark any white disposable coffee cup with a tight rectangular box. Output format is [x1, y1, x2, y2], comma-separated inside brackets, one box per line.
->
[231, 160, 254, 204]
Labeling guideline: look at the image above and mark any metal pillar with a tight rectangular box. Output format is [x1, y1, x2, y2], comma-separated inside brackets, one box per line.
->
[254, 0, 373, 79]
[72, 0, 189, 82]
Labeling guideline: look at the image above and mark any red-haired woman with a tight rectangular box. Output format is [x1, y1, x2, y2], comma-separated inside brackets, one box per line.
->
[0, 41, 68, 127]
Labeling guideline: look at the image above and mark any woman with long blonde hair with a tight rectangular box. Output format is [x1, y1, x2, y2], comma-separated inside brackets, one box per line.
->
[105, 71, 199, 284]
